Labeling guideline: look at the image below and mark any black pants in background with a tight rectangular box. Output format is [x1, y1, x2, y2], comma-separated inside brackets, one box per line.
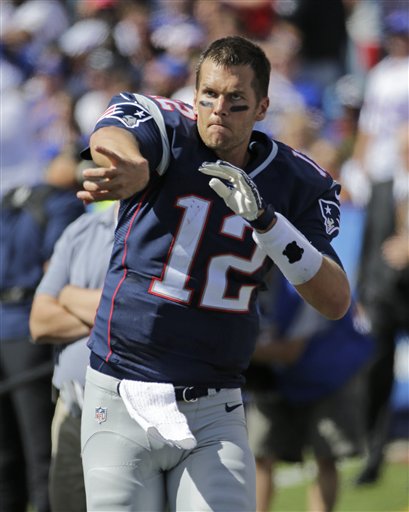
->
[0, 339, 53, 512]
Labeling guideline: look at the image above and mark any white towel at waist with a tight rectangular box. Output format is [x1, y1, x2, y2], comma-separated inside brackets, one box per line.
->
[118, 380, 197, 450]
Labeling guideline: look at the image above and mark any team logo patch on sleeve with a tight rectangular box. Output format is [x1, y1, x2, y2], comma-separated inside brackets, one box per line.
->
[97, 102, 152, 128]
[318, 199, 340, 236]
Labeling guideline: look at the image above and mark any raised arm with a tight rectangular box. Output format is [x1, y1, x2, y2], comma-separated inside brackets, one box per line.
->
[77, 126, 150, 204]
[199, 160, 351, 320]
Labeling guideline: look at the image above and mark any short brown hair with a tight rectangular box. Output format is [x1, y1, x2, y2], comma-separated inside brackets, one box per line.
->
[195, 36, 271, 101]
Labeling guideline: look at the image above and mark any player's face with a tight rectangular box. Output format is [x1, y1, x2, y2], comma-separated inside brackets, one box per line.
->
[194, 60, 269, 167]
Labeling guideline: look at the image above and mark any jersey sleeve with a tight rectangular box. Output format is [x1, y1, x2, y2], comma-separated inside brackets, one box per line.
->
[91, 92, 171, 175]
[272, 143, 343, 267]
[295, 181, 343, 267]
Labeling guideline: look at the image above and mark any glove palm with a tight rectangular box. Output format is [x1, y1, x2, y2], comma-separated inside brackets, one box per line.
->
[198, 160, 263, 221]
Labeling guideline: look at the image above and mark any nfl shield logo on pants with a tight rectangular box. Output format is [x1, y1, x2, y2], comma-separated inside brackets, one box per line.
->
[95, 406, 107, 424]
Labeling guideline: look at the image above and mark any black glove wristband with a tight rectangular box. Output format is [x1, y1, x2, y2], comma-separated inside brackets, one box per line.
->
[249, 204, 277, 231]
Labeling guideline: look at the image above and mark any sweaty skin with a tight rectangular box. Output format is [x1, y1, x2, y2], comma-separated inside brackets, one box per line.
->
[193, 61, 268, 168]
[199, 100, 250, 112]
[199, 100, 214, 108]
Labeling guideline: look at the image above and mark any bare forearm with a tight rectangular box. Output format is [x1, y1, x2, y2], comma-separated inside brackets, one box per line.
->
[59, 285, 102, 326]
[30, 295, 90, 344]
[252, 214, 351, 319]
[89, 127, 143, 166]
[77, 126, 150, 203]
[295, 256, 350, 320]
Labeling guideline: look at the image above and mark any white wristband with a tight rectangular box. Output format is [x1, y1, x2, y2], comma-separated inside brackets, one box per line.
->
[252, 212, 323, 285]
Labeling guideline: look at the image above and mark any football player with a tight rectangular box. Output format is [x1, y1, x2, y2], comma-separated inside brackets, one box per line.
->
[78, 36, 350, 511]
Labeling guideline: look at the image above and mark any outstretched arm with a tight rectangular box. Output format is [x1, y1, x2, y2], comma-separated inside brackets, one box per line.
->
[77, 126, 150, 204]
[199, 160, 350, 320]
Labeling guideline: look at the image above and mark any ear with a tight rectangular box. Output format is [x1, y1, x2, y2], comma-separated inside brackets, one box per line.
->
[255, 97, 269, 122]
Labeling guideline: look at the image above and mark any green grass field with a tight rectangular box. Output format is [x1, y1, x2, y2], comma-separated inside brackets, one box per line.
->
[272, 454, 409, 512]
[26, 446, 408, 512]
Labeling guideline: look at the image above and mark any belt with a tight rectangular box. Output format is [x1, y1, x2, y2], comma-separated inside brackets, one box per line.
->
[0, 287, 35, 303]
[174, 386, 220, 402]
[91, 354, 222, 401]
[116, 382, 220, 403]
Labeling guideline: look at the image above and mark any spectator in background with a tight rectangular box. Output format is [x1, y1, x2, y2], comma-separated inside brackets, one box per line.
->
[24, 48, 80, 164]
[355, 120, 409, 485]
[112, 1, 152, 67]
[273, 108, 318, 154]
[149, 0, 205, 60]
[57, 0, 116, 99]
[246, 272, 373, 512]
[325, 73, 364, 165]
[73, 48, 137, 139]
[1, 38, 81, 196]
[30, 202, 117, 512]
[0, 85, 45, 194]
[349, 9, 409, 484]
[220, 0, 276, 41]
[171, 48, 202, 105]
[193, 0, 241, 43]
[255, 24, 306, 138]
[0, 0, 69, 80]
[349, 9, 409, 204]
[276, 0, 348, 110]
[0, 154, 85, 512]
[343, 0, 382, 81]
[140, 53, 189, 98]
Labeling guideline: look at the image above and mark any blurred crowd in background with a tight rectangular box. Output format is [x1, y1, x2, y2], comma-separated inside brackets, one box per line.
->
[0, 1, 408, 512]
[1, 0, 407, 198]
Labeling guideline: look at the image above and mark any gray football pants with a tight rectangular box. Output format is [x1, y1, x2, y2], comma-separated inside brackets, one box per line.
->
[81, 366, 256, 512]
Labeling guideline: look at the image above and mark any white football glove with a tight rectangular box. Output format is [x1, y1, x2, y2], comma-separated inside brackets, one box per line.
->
[198, 160, 264, 221]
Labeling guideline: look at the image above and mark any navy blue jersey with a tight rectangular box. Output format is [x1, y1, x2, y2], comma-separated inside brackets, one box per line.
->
[88, 93, 342, 387]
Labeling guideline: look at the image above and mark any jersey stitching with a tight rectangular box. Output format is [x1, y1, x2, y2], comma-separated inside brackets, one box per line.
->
[105, 187, 151, 362]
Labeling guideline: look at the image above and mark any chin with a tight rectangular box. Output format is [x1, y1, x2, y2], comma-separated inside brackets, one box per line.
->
[206, 136, 228, 152]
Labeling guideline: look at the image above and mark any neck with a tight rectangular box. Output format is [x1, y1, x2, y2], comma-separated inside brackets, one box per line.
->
[217, 147, 251, 169]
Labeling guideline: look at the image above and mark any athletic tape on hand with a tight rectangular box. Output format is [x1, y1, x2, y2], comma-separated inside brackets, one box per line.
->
[252, 213, 323, 285]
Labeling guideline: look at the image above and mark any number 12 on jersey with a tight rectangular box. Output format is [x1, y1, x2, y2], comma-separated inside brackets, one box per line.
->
[149, 195, 266, 312]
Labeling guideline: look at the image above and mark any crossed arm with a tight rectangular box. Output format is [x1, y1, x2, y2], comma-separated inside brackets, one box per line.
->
[30, 286, 102, 344]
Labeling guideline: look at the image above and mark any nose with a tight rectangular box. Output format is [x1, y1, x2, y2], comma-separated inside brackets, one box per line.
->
[213, 96, 228, 116]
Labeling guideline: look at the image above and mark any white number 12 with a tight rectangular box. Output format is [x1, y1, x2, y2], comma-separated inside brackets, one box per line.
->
[149, 196, 266, 312]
